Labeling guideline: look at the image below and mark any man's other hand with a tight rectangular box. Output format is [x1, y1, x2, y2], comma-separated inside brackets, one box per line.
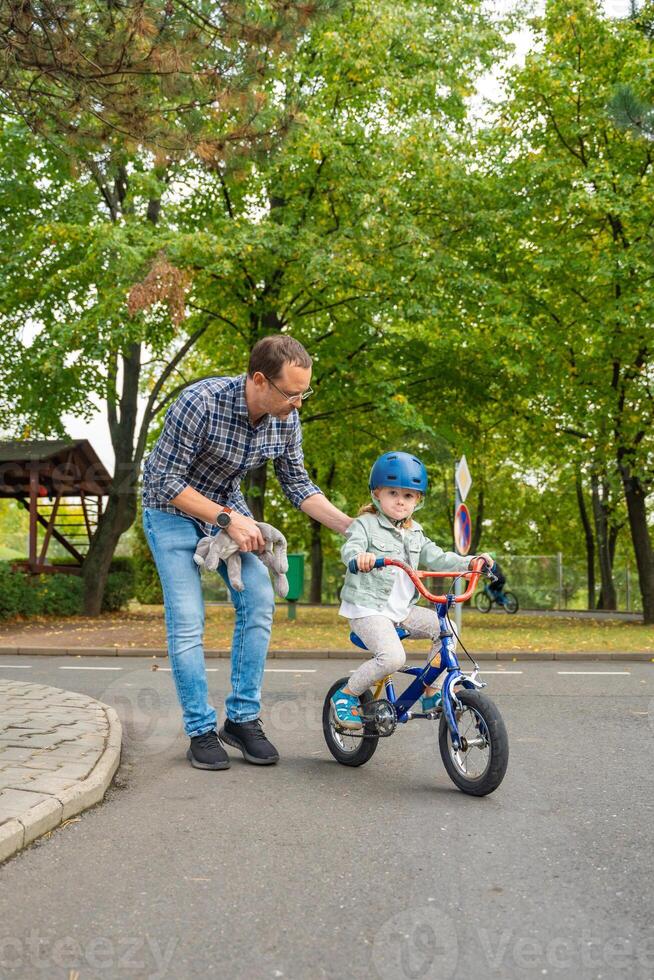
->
[226, 513, 266, 552]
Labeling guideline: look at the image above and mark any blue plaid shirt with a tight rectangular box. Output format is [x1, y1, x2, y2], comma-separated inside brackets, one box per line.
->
[142, 374, 322, 533]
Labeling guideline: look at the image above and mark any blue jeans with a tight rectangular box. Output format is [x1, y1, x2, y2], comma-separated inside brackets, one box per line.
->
[142, 508, 275, 737]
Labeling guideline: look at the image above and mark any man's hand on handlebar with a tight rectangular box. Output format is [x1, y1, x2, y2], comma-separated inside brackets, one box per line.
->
[226, 513, 266, 553]
[355, 552, 377, 572]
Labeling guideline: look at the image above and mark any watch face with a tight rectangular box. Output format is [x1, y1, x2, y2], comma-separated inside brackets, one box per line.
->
[217, 512, 231, 528]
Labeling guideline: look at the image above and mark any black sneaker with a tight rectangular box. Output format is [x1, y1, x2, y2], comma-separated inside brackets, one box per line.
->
[186, 730, 231, 770]
[219, 718, 279, 765]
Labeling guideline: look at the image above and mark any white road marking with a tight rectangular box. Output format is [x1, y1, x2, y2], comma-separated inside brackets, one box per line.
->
[480, 670, 523, 675]
[154, 667, 219, 672]
[58, 666, 123, 671]
[557, 670, 631, 675]
[264, 668, 316, 673]
[0, 664, 33, 669]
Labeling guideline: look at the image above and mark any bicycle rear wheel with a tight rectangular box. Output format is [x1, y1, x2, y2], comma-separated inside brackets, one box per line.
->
[323, 678, 379, 767]
[503, 591, 519, 614]
[439, 690, 508, 796]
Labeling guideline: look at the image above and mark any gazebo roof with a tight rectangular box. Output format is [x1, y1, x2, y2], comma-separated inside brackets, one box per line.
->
[0, 439, 112, 497]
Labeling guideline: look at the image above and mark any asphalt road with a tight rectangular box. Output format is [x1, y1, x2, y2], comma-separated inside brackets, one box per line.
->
[0, 656, 652, 980]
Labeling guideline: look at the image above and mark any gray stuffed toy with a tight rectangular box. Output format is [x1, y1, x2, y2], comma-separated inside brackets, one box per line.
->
[193, 521, 289, 599]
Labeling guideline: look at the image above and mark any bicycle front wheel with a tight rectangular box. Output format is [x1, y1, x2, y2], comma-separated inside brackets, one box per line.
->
[503, 591, 519, 614]
[439, 690, 509, 796]
[475, 591, 492, 613]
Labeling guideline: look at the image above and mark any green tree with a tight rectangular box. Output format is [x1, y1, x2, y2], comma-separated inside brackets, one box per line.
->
[0, 1, 338, 615]
[459, 0, 654, 620]
[0, 0, 505, 610]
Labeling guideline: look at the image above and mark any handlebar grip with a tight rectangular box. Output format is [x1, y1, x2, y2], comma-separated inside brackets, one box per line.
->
[348, 557, 386, 574]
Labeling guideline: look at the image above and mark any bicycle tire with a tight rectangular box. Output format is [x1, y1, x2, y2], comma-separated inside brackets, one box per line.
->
[475, 591, 492, 613]
[438, 690, 509, 796]
[323, 677, 379, 767]
[503, 591, 519, 614]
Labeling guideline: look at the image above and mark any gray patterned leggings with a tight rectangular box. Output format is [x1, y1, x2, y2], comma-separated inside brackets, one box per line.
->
[347, 605, 442, 697]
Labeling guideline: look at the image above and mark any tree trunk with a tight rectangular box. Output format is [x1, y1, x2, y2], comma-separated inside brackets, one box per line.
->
[309, 518, 323, 603]
[82, 482, 138, 615]
[591, 472, 617, 610]
[443, 474, 454, 543]
[308, 461, 335, 603]
[575, 472, 595, 610]
[245, 462, 268, 522]
[575, 473, 595, 609]
[470, 487, 484, 555]
[82, 341, 142, 615]
[619, 463, 654, 623]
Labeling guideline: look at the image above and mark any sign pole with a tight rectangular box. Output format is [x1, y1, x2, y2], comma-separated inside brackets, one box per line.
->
[453, 454, 472, 646]
[453, 464, 463, 640]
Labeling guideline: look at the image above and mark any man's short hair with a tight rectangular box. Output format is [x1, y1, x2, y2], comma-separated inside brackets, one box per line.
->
[248, 335, 312, 380]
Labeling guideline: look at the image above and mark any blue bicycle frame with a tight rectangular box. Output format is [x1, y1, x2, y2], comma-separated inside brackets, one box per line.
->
[348, 557, 487, 750]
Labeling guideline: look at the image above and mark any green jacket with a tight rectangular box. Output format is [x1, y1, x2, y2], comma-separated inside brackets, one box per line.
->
[340, 510, 471, 612]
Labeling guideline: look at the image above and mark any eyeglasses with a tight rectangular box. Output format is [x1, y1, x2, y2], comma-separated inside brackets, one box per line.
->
[264, 375, 314, 404]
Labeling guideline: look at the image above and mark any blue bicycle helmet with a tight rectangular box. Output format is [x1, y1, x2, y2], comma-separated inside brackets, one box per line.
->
[368, 451, 428, 514]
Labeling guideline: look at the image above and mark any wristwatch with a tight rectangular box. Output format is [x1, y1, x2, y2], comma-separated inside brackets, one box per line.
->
[215, 506, 232, 529]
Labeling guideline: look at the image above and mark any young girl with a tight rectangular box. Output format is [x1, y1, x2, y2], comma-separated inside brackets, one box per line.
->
[332, 451, 493, 729]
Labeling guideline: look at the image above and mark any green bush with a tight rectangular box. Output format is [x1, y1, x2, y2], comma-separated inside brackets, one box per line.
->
[36, 573, 85, 616]
[102, 556, 136, 612]
[0, 558, 136, 619]
[0, 563, 39, 618]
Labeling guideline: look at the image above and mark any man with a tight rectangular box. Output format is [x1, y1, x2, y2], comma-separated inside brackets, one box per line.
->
[141, 335, 352, 771]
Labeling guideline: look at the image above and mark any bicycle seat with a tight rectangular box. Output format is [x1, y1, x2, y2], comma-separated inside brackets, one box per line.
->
[349, 626, 410, 651]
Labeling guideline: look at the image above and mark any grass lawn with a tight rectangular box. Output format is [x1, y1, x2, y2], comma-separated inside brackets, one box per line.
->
[0, 602, 651, 654]
[210, 604, 650, 653]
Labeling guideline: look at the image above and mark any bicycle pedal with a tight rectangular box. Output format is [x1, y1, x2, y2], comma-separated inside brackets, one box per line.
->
[332, 726, 378, 739]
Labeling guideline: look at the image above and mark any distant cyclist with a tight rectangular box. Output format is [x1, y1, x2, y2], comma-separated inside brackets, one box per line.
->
[475, 557, 519, 614]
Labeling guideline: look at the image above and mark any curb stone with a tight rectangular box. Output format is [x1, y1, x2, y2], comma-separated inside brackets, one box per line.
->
[0, 682, 122, 864]
[0, 647, 652, 662]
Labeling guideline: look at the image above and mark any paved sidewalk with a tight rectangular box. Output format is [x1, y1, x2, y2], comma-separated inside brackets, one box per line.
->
[0, 680, 121, 864]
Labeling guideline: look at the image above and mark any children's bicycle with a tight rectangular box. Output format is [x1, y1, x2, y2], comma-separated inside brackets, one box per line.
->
[475, 583, 519, 614]
[322, 558, 509, 796]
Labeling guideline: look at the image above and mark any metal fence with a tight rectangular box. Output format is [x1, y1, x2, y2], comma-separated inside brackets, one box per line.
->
[493, 554, 640, 613]
[317, 554, 642, 612]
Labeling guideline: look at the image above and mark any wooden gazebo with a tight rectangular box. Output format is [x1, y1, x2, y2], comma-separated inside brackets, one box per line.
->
[0, 440, 112, 574]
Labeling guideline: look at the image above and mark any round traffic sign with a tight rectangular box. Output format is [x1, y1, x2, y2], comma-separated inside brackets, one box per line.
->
[454, 503, 472, 555]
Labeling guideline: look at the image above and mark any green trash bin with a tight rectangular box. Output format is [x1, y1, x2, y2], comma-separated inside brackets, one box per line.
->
[286, 554, 305, 619]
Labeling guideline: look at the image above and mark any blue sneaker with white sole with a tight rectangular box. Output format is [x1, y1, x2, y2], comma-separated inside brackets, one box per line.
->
[331, 688, 363, 729]
[421, 691, 442, 713]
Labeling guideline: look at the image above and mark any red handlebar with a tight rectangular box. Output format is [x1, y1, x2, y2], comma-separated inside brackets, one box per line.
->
[380, 557, 486, 604]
